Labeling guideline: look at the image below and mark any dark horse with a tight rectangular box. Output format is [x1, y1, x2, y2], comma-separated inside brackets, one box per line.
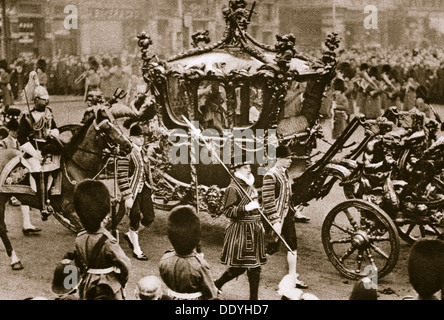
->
[0, 106, 133, 270]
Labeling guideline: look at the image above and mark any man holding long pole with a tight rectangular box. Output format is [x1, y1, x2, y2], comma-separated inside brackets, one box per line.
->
[214, 153, 266, 300]
[182, 116, 293, 300]
[262, 144, 308, 289]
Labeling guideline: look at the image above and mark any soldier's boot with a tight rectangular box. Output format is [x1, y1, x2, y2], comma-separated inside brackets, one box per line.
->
[247, 267, 261, 300]
[34, 172, 53, 221]
[214, 267, 245, 293]
[21, 205, 41, 235]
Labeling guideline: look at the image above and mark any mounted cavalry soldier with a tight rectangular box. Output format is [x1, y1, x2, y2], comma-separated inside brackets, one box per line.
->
[17, 83, 62, 217]
[117, 124, 155, 261]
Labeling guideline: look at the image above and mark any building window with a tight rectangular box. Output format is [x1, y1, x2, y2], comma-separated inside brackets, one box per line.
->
[158, 20, 169, 37]
[264, 4, 273, 21]
[263, 31, 272, 44]
[250, 25, 259, 39]
[19, 4, 42, 15]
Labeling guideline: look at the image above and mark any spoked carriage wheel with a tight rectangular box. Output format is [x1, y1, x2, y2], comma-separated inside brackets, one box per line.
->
[397, 178, 444, 244]
[322, 199, 400, 280]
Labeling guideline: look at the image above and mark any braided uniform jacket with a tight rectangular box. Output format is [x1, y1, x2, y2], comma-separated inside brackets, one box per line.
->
[159, 249, 218, 300]
[262, 166, 292, 225]
[219, 177, 267, 268]
[116, 145, 150, 199]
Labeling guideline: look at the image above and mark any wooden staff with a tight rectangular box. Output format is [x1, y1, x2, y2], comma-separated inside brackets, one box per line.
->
[182, 116, 295, 254]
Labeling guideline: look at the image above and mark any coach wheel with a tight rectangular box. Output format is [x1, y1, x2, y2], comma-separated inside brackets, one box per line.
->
[396, 221, 443, 244]
[322, 199, 400, 280]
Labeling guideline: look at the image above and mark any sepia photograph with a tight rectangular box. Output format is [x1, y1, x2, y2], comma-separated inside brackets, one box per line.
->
[0, 0, 443, 304]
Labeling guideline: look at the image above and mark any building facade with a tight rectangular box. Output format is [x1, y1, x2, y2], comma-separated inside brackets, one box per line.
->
[1, 0, 444, 61]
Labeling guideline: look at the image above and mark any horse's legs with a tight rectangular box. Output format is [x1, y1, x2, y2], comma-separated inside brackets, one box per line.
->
[0, 194, 22, 267]
[0, 194, 13, 256]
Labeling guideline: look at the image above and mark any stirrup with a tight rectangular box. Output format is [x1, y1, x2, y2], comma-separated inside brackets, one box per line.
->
[41, 200, 54, 221]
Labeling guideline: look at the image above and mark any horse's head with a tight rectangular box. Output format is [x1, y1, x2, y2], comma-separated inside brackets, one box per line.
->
[94, 107, 133, 155]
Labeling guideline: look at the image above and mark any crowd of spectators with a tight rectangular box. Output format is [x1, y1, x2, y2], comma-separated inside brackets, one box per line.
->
[0, 52, 145, 108]
[332, 45, 444, 104]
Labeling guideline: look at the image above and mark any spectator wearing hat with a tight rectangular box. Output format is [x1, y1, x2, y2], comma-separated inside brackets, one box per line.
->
[0, 119, 42, 233]
[117, 124, 154, 261]
[214, 155, 267, 300]
[135, 275, 169, 300]
[84, 57, 101, 100]
[9, 60, 25, 100]
[109, 57, 130, 100]
[73, 180, 131, 300]
[415, 85, 432, 118]
[100, 58, 114, 101]
[0, 59, 14, 109]
[354, 63, 370, 116]
[35, 59, 47, 89]
[363, 66, 383, 119]
[159, 205, 218, 300]
[407, 239, 444, 300]
[261, 144, 308, 290]
[402, 75, 418, 111]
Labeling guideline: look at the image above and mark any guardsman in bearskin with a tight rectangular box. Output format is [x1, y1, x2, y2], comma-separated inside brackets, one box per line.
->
[262, 144, 308, 289]
[73, 180, 131, 300]
[117, 124, 154, 261]
[214, 154, 267, 300]
[408, 239, 444, 300]
[159, 205, 218, 300]
[17, 84, 62, 216]
[331, 78, 352, 140]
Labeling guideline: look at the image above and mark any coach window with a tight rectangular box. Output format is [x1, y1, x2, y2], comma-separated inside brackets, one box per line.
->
[166, 76, 193, 123]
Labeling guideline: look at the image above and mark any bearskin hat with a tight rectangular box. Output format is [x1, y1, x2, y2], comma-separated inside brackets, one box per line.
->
[112, 57, 122, 68]
[129, 124, 143, 137]
[276, 144, 292, 159]
[36, 59, 47, 73]
[359, 63, 369, 71]
[73, 180, 110, 232]
[333, 78, 346, 93]
[382, 64, 391, 74]
[6, 118, 19, 131]
[368, 66, 380, 79]
[167, 205, 201, 255]
[102, 58, 112, 68]
[416, 86, 429, 104]
[88, 57, 99, 71]
[408, 239, 444, 299]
